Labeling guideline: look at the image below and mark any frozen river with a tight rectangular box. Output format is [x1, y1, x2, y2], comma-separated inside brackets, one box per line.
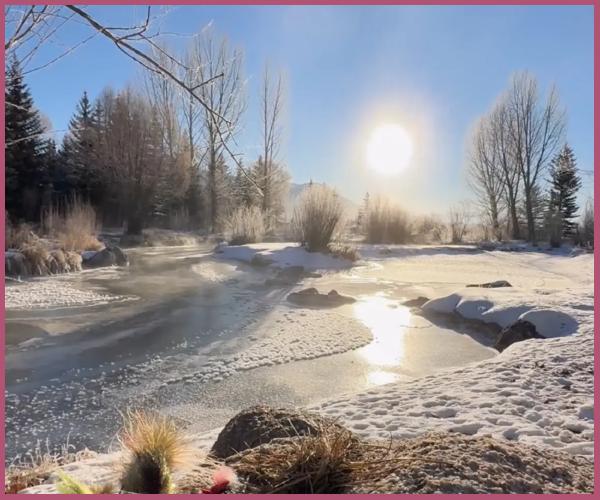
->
[5, 244, 497, 462]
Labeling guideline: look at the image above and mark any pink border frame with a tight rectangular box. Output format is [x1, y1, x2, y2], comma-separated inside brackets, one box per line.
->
[0, 1, 597, 497]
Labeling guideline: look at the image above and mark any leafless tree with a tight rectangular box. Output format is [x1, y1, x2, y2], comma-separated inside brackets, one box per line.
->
[256, 65, 289, 230]
[187, 29, 246, 231]
[467, 114, 505, 241]
[505, 72, 565, 243]
[96, 88, 165, 234]
[488, 97, 522, 239]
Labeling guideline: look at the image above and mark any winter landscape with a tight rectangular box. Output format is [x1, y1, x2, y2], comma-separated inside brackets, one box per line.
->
[4, 4, 595, 495]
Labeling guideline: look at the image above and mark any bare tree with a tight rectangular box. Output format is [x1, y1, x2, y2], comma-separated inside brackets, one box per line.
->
[467, 114, 505, 241]
[489, 97, 522, 239]
[506, 72, 565, 243]
[187, 29, 246, 231]
[96, 89, 165, 234]
[257, 65, 289, 230]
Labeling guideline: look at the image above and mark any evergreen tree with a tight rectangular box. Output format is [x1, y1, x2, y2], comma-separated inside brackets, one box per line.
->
[61, 91, 99, 203]
[5, 56, 47, 221]
[548, 144, 582, 238]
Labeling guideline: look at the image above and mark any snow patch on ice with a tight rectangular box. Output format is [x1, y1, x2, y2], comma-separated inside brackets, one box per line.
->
[217, 242, 353, 272]
[5, 280, 135, 310]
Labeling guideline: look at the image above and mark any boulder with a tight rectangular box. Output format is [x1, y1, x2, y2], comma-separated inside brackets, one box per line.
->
[467, 280, 512, 288]
[108, 245, 128, 266]
[287, 288, 356, 307]
[82, 246, 128, 269]
[264, 266, 306, 286]
[211, 405, 342, 459]
[402, 296, 430, 308]
[5, 251, 29, 277]
[494, 320, 542, 351]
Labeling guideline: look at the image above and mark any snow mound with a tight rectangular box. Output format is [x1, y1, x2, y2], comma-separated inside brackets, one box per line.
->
[217, 242, 353, 272]
[423, 289, 579, 338]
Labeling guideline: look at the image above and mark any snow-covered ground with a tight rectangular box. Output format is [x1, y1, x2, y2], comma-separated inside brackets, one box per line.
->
[312, 250, 594, 458]
[6, 243, 594, 493]
[217, 242, 353, 271]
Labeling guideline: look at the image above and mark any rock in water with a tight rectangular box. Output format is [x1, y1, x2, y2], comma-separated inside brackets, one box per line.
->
[467, 280, 512, 288]
[402, 296, 430, 308]
[211, 406, 342, 459]
[495, 320, 542, 351]
[107, 245, 128, 266]
[5, 251, 29, 277]
[82, 246, 128, 269]
[287, 288, 356, 307]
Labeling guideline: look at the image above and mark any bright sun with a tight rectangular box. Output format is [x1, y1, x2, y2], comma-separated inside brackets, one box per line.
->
[366, 124, 414, 175]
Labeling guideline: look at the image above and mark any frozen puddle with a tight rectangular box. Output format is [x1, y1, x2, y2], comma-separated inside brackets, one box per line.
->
[352, 294, 497, 383]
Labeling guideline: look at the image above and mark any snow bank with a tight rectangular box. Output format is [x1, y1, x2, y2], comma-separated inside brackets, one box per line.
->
[316, 272, 594, 457]
[423, 288, 579, 338]
[315, 333, 593, 456]
[217, 242, 353, 272]
[5, 280, 134, 310]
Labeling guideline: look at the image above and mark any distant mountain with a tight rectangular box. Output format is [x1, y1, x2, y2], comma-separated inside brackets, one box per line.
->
[284, 182, 359, 220]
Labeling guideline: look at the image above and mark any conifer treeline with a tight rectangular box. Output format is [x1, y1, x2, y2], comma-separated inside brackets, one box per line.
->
[5, 36, 290, 236]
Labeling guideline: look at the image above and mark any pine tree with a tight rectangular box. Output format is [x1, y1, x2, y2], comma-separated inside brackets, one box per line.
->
[5, 56, 47, 221]
[548, 144, 582, 238]
[61, 91, 99, 203]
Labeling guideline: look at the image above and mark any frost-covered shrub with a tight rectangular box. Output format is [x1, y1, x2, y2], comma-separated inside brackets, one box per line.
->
[365, 198, 411, 244]
[227, 206, 266, 245]
[328, 242, 360, 262]
[292, 185, 344, 252]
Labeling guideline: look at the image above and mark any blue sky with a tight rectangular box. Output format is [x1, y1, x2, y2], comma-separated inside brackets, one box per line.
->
[18, 5, 594, 213]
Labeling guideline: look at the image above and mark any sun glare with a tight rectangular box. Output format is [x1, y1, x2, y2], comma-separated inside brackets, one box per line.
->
[366, 124, 414, 175]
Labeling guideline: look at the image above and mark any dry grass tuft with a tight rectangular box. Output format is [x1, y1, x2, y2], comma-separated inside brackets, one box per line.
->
[292, 184, 345, 252]
[20, 242, 50, 276]
[119, 410, 191, 494]
[5, 221, 38, 250]
[230, 423, 359, 493]
[42, 198, 102, 252]
[327, 242, 360, 262]
[4, 440, 93, 494]
[365, 197, 412, 244]
[226, 206, 266, 245]
[229, 425, 456, 494]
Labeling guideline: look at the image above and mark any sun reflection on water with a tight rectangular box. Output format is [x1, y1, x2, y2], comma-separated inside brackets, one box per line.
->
[354, 293, 411, 367]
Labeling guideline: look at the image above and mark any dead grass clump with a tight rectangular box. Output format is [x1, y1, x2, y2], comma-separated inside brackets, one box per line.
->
[365, 197, 412, 244]
[230, 423, 359, 494]
[4, 440, 92, 494]
[292, 185, 345, 252]
[5, 221, 38, 250]
[327, 242, 360, 262]
[42, 198, 102, 252]
[119, 410, 191, 494]
[20, 242, 50, 276]
[142, 228, 199, 247]
[226, 206, 266, 245]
